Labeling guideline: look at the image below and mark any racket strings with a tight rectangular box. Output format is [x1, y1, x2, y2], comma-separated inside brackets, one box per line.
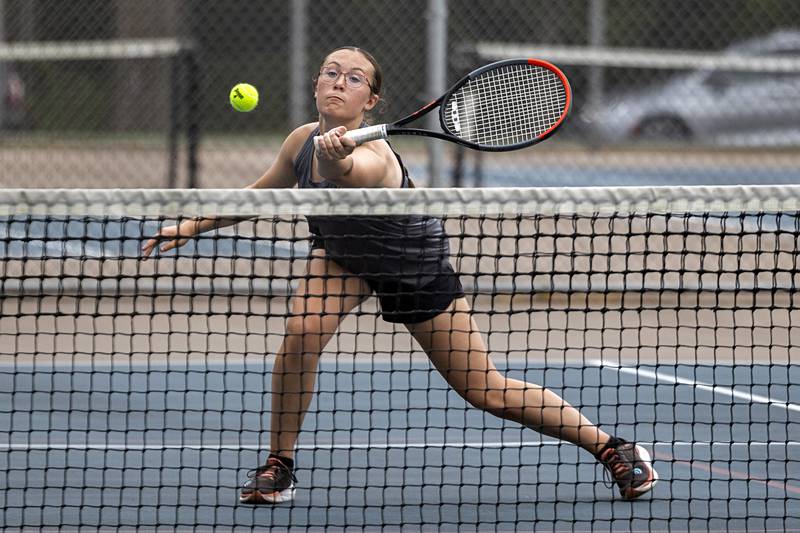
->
[491, 65, 566, 143]
[445, 63, 568, 147]
[485, 65, 565, 144]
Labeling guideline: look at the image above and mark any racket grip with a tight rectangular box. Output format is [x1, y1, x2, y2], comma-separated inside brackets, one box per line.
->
[343, 124, 388, 145]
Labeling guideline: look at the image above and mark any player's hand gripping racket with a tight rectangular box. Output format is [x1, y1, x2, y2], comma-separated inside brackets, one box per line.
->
[315, 58, 571, 152]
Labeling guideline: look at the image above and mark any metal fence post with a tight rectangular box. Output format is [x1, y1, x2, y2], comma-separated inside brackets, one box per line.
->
[588, 0, 607, 114]
[426, 0, 447, 187]
[290, 0, 308, 129]
[0, 0, 6, 129]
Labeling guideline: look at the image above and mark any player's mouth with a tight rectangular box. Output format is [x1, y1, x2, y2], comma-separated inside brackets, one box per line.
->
[325, 95, 345, 103]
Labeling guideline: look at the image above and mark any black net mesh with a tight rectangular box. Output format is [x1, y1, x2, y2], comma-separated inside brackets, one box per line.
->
[1, 186, 798, 531]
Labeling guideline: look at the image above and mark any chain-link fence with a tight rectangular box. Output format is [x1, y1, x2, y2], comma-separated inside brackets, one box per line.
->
[1, 0, 799, 188]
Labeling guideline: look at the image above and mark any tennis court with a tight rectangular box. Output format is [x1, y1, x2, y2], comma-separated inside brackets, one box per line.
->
[2, 2, 800, 531]
[3, 356, 798, 531]
[2, 186, 799, 531]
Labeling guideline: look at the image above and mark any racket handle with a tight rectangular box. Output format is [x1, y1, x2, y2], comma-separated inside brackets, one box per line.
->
[313, 124, 388, 152]
[343, 124, 388, 145]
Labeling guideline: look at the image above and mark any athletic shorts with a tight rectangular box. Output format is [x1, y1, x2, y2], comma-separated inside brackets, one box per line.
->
[364, 267, 465, 324]
[310, 241, 464, 324]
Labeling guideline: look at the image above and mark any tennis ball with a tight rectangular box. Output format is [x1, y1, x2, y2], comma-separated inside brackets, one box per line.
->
[230, 83, 259, 112]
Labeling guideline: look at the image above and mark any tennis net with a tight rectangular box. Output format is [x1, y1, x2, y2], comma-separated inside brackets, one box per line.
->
[1, 186, 799, 532]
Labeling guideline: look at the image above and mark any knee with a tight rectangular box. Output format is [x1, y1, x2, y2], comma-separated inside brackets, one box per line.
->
[284, 314, 338, 349]
[286, 314, 328, 336]
[460, 379, 508, 417]
[285, 315, 310, 338]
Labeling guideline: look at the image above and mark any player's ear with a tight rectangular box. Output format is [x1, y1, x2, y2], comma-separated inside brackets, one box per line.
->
[364, 93, 379, 111]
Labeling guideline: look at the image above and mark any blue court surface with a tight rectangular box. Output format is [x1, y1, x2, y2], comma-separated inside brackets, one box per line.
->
[2, 358, 798, 531]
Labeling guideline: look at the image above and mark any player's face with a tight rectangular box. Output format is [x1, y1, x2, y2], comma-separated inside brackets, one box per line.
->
[315, 49, 378, 120]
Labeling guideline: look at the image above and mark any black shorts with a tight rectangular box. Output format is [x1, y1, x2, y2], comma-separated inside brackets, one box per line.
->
[310, 241, 464, 324]
[364, 267, 465, 324]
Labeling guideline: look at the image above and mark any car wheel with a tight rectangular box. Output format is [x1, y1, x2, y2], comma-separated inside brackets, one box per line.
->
[635, 116, 692, 141]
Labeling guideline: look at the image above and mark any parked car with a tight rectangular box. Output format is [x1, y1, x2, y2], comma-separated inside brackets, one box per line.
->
[585, 30, 800, 145]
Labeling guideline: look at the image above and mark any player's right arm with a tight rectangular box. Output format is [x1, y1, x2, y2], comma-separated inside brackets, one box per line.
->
[142, 125, 311, 259]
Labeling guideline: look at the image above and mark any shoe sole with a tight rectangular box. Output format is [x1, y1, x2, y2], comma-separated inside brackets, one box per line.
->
[622, 445, 659, 500]
[240, 486, 296, 504]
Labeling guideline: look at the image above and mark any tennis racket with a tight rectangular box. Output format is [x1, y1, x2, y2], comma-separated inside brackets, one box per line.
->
[315, 58, 571, 152]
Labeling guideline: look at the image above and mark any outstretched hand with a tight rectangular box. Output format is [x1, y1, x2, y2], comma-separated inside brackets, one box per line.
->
[141, 223, 192, 259]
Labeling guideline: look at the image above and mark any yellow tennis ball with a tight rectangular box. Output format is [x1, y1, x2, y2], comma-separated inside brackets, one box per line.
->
[230, 83, 259, 112]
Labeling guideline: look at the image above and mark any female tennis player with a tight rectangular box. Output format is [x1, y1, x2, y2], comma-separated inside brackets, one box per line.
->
[143, 46, 658, 504]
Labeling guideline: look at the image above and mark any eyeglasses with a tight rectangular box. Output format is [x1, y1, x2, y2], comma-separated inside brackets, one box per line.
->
[318, 66, 374, 91]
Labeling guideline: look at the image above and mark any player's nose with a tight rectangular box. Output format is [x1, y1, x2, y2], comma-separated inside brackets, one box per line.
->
[332, 73, 347, 89]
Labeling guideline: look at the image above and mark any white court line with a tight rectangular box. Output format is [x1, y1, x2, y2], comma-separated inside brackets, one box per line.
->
[2, 358, 796, 370]
[1, 440, 798, 451]
[591, 359, 800, 413]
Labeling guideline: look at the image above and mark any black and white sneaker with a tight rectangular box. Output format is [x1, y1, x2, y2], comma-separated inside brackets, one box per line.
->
[240, 457, 297, 504]
[597, 438, 659, 500]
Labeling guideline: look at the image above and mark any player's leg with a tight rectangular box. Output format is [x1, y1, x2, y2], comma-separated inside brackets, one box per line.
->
[405, 296, 657, 499]
[405, 296, 607, 451]
[269, 251, 370, 458]
[240, 250, 370, 504]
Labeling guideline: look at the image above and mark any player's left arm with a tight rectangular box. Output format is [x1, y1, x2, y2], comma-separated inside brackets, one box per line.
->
[315, 126, 395, 188]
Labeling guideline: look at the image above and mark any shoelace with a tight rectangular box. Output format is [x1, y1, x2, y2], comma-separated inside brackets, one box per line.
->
[247, 461, 297, 484]
[599, 447, 632, 489]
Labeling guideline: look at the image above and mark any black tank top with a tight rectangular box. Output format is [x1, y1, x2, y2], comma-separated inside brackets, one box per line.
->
[294, 126, 451, 284]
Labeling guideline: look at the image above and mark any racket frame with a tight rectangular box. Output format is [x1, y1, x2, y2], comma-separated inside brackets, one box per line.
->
[345, 58, 572, 151]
